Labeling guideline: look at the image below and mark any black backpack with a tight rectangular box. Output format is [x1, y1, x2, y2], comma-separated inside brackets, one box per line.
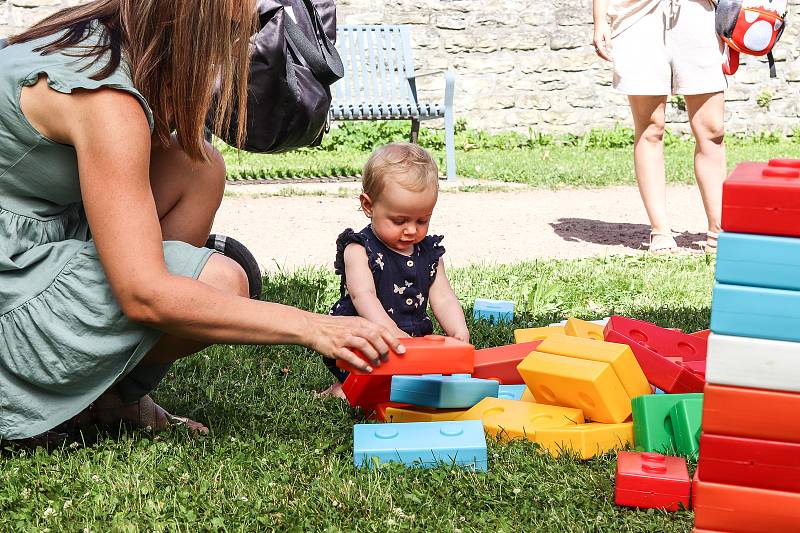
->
[212, 0, 343, 153]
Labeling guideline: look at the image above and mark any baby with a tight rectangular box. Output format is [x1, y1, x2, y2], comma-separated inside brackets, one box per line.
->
[320, 142, 469, 398]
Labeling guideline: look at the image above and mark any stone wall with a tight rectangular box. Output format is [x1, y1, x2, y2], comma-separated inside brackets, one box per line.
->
[4, 0, 799, 134]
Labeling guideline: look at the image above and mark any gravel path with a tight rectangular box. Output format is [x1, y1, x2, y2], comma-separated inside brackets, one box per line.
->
[211, 182, 711, 272]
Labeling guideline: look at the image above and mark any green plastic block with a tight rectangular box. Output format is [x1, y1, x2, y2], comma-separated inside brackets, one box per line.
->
[631, 393, 703, 454]
[670, 398, 704, 458]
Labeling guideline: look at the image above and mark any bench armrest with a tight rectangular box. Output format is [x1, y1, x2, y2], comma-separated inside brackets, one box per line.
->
[407, 70, 455, 109]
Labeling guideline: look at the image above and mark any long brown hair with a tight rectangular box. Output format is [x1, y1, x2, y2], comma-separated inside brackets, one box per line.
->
[9, 0, 257, 161]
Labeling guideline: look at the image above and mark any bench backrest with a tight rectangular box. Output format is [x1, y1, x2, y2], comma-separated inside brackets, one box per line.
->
[333, 25, 417, 107]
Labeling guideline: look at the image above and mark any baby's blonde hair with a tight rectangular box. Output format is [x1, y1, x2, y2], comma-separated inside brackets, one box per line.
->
[362, 143, 439, 201]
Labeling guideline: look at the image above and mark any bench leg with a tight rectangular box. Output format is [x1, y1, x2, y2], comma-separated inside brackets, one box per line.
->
[410, 119, 421, 144]
[443, 71, 456, 181]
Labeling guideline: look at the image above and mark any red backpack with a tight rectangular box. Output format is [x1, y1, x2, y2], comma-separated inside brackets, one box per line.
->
[715, 0, 787, 78]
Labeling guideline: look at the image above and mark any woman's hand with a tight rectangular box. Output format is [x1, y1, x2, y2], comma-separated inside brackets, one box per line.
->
[304, 314, 405, 372]
[593, 19, 612, 61]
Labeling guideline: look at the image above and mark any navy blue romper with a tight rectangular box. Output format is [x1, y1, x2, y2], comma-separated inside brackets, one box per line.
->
[324, 225, 446, 383]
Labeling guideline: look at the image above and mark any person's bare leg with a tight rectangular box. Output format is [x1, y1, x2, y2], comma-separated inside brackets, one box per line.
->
[94, 138, 247, 433]
[685, 92, 725, 249]
[628, 95, 676, 250]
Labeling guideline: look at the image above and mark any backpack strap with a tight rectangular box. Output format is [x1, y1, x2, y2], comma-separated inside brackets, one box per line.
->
[768, 51, 777, 78]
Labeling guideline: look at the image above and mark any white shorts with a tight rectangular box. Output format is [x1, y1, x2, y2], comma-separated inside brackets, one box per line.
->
[611, 0, 728, 96]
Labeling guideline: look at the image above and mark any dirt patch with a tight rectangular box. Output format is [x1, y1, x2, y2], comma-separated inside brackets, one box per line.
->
[211, 183, 711, 272]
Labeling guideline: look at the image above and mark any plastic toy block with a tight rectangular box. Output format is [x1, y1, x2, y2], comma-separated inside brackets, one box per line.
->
[654, 388, 665, 394]
[702, 384, 800, 443]
[513, 326, 564, 344]
[711, 282, 800, 342]
[564, 318, 605, 340]
[390, 374, 499, 409]
[521, 387, 535, 402]
[336, 335, 475, 375]
[716, 232, 800, 291]
[371, 402, 412, 421]
[460, 397, 583, 441]
[535, 422, 633, 459]
[693, 478, 800, 533]
[517, 352, 631, 423]
[342, 374, 392, 410]
[384, 405, 468, 423]
[353, 420, 487, 470]
[614, 451, 691, 511]
[681, 360, 705, 380]
[473, 298, 514, 323]
[721, 159, 800, 238]
[604, 316, 707, 362]
[669, 398, 703, 458]
[551, 317, 610, 327]
[535, 335, 651, 400]
[706, 333, 800, 392]
[631, 393, 703, 454]
[697, 433, 800, 493]
[605, 329, 705, 394]
[472, 341, 542, 384]
[497, 384, 527, 401]
[690, 329, 711, 339]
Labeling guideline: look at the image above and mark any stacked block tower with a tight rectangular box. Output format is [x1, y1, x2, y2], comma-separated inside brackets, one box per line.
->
[694, 158, 800, 531]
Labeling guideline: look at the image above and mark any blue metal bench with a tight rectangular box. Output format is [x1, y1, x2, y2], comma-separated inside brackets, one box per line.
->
[330, 25, 457, 181]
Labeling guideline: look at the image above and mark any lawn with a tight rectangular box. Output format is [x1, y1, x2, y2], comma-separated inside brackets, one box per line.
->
[1, 254, 712, 531]
[221, 124, 800, 187]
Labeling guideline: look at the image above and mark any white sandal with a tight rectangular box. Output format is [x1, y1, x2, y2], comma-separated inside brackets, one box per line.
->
[648, 231, 679, 254]
[704, 231, 719, 254]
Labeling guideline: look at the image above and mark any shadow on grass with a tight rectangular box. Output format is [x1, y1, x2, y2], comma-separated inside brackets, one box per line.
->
[550, 218, 707, 250]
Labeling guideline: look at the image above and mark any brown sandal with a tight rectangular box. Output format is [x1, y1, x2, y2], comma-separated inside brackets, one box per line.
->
[704, 231, 719, 254]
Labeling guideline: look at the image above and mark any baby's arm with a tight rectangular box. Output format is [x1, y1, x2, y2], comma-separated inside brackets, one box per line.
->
[428, 258, 469, 342]
[343, 243, 409, 338]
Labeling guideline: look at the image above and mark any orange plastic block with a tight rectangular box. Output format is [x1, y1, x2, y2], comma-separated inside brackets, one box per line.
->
[336, 335, 474, 375]
[460, 397, 583, 441]
[702, 384, 800, 443]
[372, 402, 411, 421]
[473, 341, 542, 384]
[513, 326, 564, 344]
[565, 318, 605, 340]
[536, 335, 651, 400]
[691, 329, 711, 340]
[693, 479, 800, 533]
[384, 405, 468, 423]
[535, 422, 633, 459]
[521, 388, 536, 402]
[518, 352, 631, 423]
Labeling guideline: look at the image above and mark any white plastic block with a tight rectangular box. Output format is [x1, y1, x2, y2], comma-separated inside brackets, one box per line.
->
[706, 333, 800, 393]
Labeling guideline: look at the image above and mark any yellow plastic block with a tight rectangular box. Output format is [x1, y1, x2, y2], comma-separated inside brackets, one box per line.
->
[513, 326, 564, 344]
[517, 352, 632, 423]
[564, 318, 605, 341]
[521, 387, 536, 403]
[536, 335, 651, 400]
[460, 397, 583, 441]
[384, 406, 468, 423]
[535, 422, 634, 459]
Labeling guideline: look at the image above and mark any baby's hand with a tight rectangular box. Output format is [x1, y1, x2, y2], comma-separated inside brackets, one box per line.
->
[451, 329, 470, 343]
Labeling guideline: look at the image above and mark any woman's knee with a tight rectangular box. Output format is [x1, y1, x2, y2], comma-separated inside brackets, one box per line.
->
[198, 254, 249, 298]
[693, 120, 725, 146]
[639, 121, 666, 144]
[151, 136, 226, 205]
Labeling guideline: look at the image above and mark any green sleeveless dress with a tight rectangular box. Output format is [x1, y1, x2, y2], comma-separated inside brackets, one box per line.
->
[0, 28, 214, 439]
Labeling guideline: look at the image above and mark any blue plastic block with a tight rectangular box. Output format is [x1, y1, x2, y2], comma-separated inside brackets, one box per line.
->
[353, 420, 488, 470]
[390, 374, 499, 408]
[473, 298, 514, 323]
[711, 283, 800, 342]
[497, 384, 527, 401]
[716, 232, 800, 291]
[654, 388, 665, 395]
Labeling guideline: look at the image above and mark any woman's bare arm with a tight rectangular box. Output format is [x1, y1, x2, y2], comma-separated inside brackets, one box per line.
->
[19, 81, 401, 369]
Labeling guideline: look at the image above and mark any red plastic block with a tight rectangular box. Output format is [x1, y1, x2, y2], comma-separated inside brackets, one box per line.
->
[615, 451, 691, 512]
[604, 316, 707, 361]
[605, 329, 705, 393]
[681, 360, 706, 379]
[693, 479, 800, 533]
[342, 374, 392, 410]
[697, 433, 800, 493]
[721, 159, 800, 237]
[702, 384, 800, 443]
[472, 341, 542, 384]
[336, 335, 475, 375]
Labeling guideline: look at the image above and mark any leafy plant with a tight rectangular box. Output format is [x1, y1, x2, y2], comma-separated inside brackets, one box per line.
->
[670, 95, 687, 112]
[523, 272, 563, 315]
[757, 91, 773, 109]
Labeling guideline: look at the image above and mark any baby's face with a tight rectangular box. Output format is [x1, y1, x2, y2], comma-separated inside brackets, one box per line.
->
[368, 180, 438, 254]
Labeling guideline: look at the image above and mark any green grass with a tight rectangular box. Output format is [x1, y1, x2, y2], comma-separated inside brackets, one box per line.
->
[1, 255, 713, 531]
[221, 134, 800, 187]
